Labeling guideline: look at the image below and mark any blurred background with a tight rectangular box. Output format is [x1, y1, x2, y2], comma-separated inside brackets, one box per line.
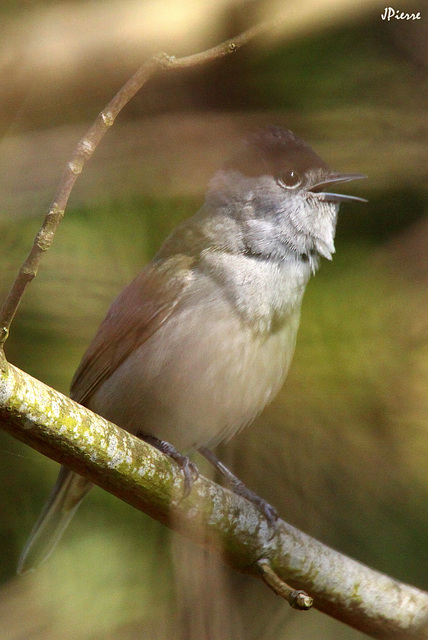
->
[0, 0, 427, 638]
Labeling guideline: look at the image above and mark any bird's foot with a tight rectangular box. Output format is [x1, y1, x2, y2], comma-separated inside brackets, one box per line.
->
[199, 447, 278, 530]
[139, 434, 199, 498]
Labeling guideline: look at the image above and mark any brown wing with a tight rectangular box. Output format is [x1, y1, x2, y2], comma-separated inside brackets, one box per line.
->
[70, 255, 195, 406]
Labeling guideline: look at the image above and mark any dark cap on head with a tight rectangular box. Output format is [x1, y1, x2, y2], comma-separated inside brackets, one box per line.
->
[227, 126, 329, 179]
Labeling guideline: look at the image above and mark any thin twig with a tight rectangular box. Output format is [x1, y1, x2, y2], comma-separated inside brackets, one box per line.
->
[0, 18, 276, 346]
[257, 559, 313, 610]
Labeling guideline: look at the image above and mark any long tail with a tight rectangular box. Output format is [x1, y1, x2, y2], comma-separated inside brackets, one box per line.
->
[17, 466, 92, 574]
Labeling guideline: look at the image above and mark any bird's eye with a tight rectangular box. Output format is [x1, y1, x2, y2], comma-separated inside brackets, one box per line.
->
[277, 170, 301, 189]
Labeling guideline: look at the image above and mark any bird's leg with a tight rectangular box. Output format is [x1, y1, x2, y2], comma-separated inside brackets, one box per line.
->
[138, 434, 199, 498]
[198, 447, 278, 527]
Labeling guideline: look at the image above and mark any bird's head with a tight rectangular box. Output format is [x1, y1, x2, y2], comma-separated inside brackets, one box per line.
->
[207, 126, 366, 269]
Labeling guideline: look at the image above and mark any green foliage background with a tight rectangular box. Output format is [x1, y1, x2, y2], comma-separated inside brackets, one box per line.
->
[0, 1, 426, 638]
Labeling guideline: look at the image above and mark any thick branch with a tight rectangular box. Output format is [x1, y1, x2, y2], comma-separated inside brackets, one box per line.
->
[0, 359, 427, 639]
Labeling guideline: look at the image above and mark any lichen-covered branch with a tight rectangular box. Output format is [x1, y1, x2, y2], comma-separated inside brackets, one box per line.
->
[0, 358, 427, 639]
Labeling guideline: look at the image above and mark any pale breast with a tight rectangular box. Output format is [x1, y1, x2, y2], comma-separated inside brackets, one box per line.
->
[88, 257, 307, 451]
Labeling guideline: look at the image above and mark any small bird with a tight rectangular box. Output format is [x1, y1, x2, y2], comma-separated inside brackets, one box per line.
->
[18, 126, 366, 574]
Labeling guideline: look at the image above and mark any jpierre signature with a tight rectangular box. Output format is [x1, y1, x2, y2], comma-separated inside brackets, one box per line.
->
[381, 7, 421, 20]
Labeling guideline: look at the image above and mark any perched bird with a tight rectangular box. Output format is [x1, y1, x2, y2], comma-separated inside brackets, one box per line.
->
[18, 126, 366, 574]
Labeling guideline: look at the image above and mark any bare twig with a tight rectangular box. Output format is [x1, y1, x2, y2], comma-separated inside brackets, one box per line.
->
[0, 362, 427, 639]
[258, 559, 313, 610]
[0, 18, 276, 346]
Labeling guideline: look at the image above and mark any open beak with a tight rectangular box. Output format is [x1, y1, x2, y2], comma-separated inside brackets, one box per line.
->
[310, 173, 368, 204]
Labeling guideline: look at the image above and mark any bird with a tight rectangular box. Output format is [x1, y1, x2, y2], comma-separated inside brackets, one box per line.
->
[17, 125, 366, 574]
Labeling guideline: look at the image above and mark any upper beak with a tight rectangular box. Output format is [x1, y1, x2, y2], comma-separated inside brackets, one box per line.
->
[310, 173, 368, 204]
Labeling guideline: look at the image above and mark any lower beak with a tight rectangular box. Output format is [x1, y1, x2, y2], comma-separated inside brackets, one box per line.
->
[310, 173, 368, 204]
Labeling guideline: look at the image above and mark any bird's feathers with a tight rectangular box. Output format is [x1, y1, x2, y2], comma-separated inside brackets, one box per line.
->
[71, 255, 194, 406]
[17, 467, 92, 574]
